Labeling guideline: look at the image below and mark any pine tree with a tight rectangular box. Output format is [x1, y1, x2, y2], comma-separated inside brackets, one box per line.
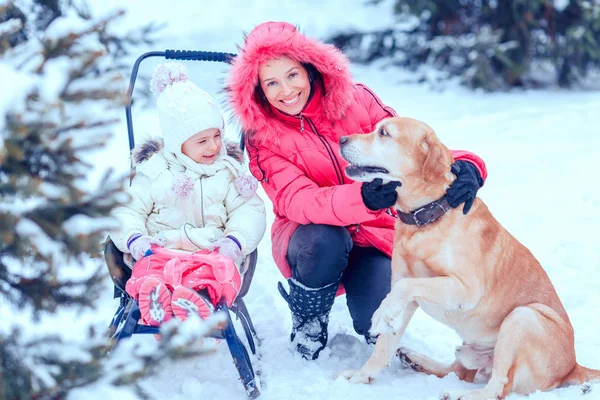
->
[328, 0, 600, 90]
[0, 1, 217, 398]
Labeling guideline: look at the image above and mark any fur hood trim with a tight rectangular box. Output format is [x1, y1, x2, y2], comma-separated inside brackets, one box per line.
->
[132, 137, 244, 166]
[226, 21, 356, 144]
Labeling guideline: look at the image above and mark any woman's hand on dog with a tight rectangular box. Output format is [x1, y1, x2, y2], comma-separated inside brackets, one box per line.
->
[446, 160, 484, 214]
[361, 178, 402, 211]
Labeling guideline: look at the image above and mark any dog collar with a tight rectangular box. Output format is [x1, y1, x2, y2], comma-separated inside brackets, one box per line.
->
[387, 196, 451, 227]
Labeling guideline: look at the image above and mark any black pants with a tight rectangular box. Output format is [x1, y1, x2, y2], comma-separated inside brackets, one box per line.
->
[286, 224, 391, 337]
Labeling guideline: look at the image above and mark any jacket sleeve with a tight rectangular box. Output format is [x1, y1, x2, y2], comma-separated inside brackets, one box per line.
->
[224, 177, 267, 258]
[110, 174, 154, 253]
[259, 152, 379, 226]
[450, 149, 488, 183]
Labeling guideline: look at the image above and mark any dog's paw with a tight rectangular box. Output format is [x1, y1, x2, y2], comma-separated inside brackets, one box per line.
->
[581, 382, 592, 394]
[337, 368, 376, 384]
[441, 390, 490, 400]
[370, 303, 402, 336]
[439, 392, 463, 400]
[396, 347, 424, 372]
[369, 314, 392, 336]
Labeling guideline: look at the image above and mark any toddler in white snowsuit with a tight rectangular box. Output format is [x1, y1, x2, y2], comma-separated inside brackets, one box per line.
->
[111, 63, 266, 326]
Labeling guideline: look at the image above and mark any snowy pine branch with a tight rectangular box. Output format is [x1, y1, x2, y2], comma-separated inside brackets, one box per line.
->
[330, 0, 600, 90]
[0, 2, 192, 398]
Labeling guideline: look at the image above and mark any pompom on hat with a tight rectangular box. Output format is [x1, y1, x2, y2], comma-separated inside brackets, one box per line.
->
[150, 63, 224, 156]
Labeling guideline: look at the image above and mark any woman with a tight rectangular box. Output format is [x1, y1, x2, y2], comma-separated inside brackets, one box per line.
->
[227, 21, 487, 360]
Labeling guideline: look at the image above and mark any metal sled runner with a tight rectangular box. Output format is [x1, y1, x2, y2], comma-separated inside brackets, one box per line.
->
[104, 50, 261, 399]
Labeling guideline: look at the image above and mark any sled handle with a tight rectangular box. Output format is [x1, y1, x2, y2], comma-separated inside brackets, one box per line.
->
[125, 50, 236, 153]
[165, 50, 236, 62]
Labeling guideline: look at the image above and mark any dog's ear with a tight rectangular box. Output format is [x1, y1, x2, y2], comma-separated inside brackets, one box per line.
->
[421, 133, 447, 183]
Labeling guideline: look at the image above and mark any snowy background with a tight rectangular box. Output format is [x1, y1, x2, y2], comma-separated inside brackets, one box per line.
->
[77, 0, 600, 399]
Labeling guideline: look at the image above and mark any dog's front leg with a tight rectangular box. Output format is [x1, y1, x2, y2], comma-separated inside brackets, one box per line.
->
[339, 301, 418, 384]
[371, 276, 482, 336]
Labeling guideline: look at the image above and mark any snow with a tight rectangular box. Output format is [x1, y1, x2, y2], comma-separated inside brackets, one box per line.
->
[63, 215, 121, 236]
[38, 55, 72, 102]
[43, 10, 97, 42]
[0, 17, 22, 35]
[15, 217, 64, 260]
[5, 0, 600, 399]
[0, 62, 35, 133]
[553, 0, 571, 12]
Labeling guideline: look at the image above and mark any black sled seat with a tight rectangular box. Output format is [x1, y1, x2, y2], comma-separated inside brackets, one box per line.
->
[104, 49, 261, 398]
[104, 237, 261, 398]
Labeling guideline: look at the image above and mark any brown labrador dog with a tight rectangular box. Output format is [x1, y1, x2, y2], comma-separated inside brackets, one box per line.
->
[338, 117, 599, 399]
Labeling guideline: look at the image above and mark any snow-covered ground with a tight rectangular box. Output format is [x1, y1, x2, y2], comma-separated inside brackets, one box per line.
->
[81, 1, 600, 399]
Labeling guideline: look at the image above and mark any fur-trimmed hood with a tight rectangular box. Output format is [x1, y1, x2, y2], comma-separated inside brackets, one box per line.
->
[132, 137, 244, 166]
[226, 21, 356, 144]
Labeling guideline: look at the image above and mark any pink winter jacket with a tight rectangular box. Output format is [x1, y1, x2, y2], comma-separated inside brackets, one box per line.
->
[227, 22, 487, 280]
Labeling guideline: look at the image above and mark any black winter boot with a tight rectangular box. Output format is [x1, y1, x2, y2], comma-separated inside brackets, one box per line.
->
[277, 278, 340, 360]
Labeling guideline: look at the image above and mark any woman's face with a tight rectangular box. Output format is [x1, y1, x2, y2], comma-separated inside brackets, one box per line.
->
[258, 56, 311, 116]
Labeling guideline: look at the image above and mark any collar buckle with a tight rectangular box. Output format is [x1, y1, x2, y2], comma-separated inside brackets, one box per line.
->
[412, 202, 447, 226]
[388, 196, 451, 227]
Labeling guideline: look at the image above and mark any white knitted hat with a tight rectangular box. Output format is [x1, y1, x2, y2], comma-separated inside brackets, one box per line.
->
[150, 63, 224, 156]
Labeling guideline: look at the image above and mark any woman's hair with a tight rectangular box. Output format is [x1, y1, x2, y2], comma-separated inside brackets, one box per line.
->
[253, 62, 325, 116]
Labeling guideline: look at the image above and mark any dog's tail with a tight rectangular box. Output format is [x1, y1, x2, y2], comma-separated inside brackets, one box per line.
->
[561, 364, 600, 389]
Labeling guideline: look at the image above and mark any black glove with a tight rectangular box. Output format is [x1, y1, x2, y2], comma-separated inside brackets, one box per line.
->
[361, 178, 402, 211]
[446, 160, 484, 215]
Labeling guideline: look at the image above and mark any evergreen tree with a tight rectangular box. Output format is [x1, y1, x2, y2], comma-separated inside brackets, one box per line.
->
[0, 1, 216, 398]
[329, 0, 600, 90]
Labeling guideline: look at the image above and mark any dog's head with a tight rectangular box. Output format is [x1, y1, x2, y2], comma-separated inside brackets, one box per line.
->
[340, 117, 454, 209]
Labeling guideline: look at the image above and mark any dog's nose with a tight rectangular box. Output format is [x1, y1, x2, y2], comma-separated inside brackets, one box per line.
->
[339, 136, 348, 145]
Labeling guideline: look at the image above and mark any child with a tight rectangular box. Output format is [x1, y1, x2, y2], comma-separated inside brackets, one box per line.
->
[111, 63, 266, 326]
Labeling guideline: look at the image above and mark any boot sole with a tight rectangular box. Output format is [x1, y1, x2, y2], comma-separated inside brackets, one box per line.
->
[138, 277, 173, 326]
[171, 286, 214, 321]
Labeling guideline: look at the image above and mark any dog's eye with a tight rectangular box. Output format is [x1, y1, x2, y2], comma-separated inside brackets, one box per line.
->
[379, 128, 389, 137]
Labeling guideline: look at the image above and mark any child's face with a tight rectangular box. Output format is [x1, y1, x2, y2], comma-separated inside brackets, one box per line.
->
[181, 128, 222, 164]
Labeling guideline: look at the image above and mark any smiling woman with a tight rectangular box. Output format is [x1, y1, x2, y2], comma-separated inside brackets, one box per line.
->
[227, 21, 488, 361]
[258, 56, 311, 116]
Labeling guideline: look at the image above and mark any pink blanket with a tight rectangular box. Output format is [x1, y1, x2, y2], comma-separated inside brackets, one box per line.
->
[125, 245, 241, 307]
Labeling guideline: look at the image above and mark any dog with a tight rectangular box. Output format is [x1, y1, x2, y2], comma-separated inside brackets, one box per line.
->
[338, 117, 599, 399]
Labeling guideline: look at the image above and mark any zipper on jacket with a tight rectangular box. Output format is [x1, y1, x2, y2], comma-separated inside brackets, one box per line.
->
[296, 115, 305, 132]
[200, 177, 206, 227]
[302, 116, 345, 185]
